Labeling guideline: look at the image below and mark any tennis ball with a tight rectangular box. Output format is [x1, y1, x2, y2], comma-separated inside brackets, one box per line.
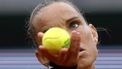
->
[42, 27, 70, 54]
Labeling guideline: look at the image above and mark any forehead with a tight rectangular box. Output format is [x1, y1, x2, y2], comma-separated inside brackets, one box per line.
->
[42, 2, 79, 14]
[33, 2, 81, 31]
[39, 2, 80, 20]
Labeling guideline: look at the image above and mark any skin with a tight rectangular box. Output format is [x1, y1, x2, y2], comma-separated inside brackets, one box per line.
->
[32, 2, 98, 69]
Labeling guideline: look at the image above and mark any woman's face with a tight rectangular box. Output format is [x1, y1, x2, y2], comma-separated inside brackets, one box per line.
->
[33, 2, 98, 69]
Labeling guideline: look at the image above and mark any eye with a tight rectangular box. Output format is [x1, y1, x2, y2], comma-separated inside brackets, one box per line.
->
[69, 21, 79, 29]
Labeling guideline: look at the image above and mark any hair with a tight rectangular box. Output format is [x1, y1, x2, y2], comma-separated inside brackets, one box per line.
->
[27, 0, 83, 47]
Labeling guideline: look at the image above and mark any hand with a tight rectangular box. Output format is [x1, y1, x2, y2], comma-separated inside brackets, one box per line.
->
[37, 30, 81, 67]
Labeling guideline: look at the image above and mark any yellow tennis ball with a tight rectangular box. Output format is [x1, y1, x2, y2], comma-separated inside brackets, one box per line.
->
[42, 27, 70, 54]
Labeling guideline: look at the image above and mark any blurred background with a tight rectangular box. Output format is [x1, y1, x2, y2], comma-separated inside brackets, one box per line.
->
[0, 0, 122, 69]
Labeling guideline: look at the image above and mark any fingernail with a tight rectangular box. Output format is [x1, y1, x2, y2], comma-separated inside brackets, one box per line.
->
[72, 30, 80, 35]
[38, 32, 43, 36]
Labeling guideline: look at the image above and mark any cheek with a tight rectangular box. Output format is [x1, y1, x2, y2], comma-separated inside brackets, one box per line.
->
[86, 33, 98, 60]
[79, 28, 98, 54]
[77, 26, 97, 47]
[78, 29, 93, 44]
[83, 29, 96, 44]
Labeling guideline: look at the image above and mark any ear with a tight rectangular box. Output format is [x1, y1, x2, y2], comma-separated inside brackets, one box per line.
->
[89, 24, 98, 43]
[35, 50, 49, 66]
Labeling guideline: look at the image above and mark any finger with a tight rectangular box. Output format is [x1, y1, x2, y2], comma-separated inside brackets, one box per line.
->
[35, 51, 49, 66]
[59, 48, 68, 57]
[37, 32, 44, 45]
[59, 48, 68, 61]
[37, 32, 44, 38]
[67, 30, 81, 59]
[38, 46, 58, 62]
[35, 51, 42, 63]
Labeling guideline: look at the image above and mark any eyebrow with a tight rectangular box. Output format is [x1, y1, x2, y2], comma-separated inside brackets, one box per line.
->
[66, 17, 79, 23]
